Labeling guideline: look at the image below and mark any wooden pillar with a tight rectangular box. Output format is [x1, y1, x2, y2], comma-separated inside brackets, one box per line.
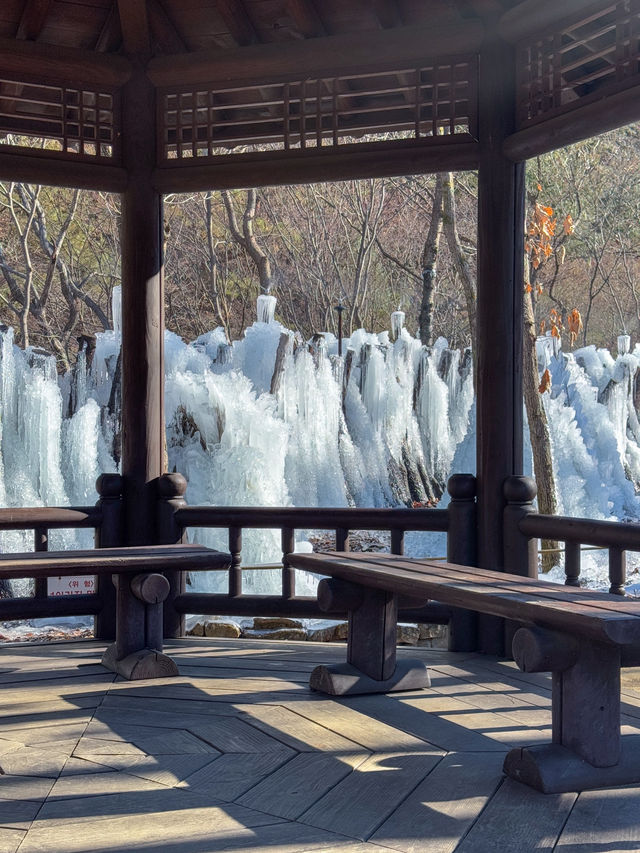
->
[476, 30, 525, 653]
[120, 63, 164, 545]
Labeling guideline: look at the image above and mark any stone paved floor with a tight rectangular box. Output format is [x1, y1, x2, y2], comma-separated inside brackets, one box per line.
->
[2, 638, 640, 852]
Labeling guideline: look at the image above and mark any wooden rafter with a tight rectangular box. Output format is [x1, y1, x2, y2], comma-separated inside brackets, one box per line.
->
[117, 0, 151, 55]
[148, 0, 189, 54]
[15, 0, 53, 41]
[286, 0, 327, 38]
[95, 2, 122, 53]
[372, 0, 403, 30]
[216, 0, 259, 46]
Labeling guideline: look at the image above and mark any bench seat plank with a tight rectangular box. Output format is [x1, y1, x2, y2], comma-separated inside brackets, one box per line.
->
[354, 553, 640, 616]
[288, 552, 640, 646]
[0, 545, 230, 578]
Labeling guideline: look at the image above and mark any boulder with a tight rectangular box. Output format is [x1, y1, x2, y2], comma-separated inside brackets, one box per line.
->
[252, 617, 304, 629]
[204, 620, 242, 638]
[397, 624, 420, 645]
[242, 627, 307, 641]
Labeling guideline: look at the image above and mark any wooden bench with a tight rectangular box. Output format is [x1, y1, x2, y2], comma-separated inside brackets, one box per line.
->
[287, 550, 640, 793]
[0, 544, 230, 680]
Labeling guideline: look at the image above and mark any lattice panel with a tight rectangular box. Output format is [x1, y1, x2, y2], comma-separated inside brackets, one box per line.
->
[159, 58, 477, 161]
[517, 0, 640, 127]
[0, 77, 119, 160]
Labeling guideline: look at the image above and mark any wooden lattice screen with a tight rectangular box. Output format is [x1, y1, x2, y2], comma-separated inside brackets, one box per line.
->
[517, 0, 640, 128]
[0, 77, 119, 161]
[158, 57, 478, 162]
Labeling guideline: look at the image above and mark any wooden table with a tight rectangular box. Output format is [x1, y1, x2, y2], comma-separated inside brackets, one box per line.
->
[0, 544, 231, 680]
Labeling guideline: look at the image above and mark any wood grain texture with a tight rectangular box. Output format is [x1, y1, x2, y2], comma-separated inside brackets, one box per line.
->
[4, 637, 640, 851]
[300, 751, 443, 840]
[456, 779, 577, 853]
[371, 751, 505, 853]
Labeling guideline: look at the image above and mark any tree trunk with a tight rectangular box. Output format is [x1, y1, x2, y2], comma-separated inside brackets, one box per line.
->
[523, 286, 559, 571]
[418, 175, 444, 346]
[442, 172, 476, 344]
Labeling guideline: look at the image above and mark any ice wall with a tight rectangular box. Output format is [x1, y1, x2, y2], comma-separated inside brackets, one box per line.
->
[1, 299, 640, 585]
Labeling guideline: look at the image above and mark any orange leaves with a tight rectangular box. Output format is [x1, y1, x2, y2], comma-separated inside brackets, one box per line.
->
[563, 214, 574, 236]
[526, 200, 574, 273]
[538, 368, 551, 394]
[567, 308, 583, 346]
[527, 202, 556, 271]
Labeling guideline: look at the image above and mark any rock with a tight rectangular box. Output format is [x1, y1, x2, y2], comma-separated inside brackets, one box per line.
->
[307, 622, 348, 642]
[187, 621, 205, 637]
[242, 628, 307, 641]
[252, 617, 303, 629]
[418, 623, 447, 640]
[204, 620, 242, 638]
[335, 622, 349, 640]
[397, 624, 420, 645]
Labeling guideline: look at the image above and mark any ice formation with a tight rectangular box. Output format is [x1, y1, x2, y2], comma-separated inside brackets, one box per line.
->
[0, 292, 640, 594]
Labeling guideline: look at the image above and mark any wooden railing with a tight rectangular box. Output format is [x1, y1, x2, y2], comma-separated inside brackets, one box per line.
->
[0, 473, 123, 637]
[0, 470, 478, 651]
[157, 472, 479, 651]
[503, 476, 640, 594]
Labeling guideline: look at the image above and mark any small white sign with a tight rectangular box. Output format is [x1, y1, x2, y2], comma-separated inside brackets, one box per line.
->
[48, 576, 96, 596]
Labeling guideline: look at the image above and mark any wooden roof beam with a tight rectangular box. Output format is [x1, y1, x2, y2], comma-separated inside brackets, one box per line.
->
[505, 82, 640, 160]
[0, 148, 127, 192]
[499, 0, 609, 43]
[372, 0, 403, 29]
[117, 0, 151, 55]
[15, 0, 53, 41]
[148, 20, 484, 87]
[286, 0, 328, 37]
[0, 37, 131, 87]
[216, 0, 260, 46]
[148, 0, 189, 54]
[154, 138, 479, 193]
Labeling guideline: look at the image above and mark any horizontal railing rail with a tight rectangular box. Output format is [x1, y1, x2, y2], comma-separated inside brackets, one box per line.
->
[504, 476, 640, 595]
[0, 505, 105, 623]
[0, 473, 124, 637]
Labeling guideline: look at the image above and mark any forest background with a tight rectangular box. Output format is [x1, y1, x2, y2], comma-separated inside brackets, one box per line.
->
[0, 123, 638, 378]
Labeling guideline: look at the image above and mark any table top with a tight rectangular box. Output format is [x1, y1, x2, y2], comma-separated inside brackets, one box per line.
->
[0, 543, 231, 578]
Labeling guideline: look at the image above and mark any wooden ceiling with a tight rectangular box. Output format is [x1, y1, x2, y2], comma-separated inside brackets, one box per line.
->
[0, 1, 520, 57]
[0, 1, 638, 192]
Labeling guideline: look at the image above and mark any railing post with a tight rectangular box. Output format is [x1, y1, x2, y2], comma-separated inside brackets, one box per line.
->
[94, 473, 124, 641]
[34, 527, 48, 601]
[609, 546, 626, 596]
[282, 527, 295, 600]
[503, 475, 538, 657]
[564, 541, 581, 587]
[503, 476, 538, 578]
[157, 472, 188, 639]
[228, 526, 242, 597]
[447, 473, 478, 652]
[336, 528, 350, 551]
[391, 529, 404, 555]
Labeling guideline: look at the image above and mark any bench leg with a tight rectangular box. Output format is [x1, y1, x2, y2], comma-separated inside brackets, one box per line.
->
[309, 579, 430, 696]
[503, 626, 640, 793]
[101, 573, 179, 680]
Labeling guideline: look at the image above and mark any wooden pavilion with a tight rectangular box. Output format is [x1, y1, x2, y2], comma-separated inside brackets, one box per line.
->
[0, 0, 639, 644]
[5, 3, 640, 848]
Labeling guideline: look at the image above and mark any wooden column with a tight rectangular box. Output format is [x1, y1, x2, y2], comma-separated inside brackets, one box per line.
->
[476, 29, 525, 653]
[120, 63, 164, 545]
